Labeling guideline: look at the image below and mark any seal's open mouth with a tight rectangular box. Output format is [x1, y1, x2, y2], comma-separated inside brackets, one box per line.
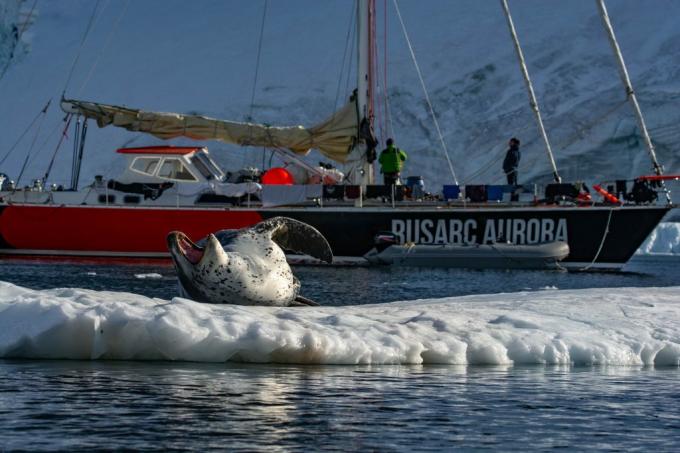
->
[169, 232, 204, 265]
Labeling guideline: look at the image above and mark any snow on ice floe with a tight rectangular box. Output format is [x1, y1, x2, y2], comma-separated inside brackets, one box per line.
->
[0, 281, 679, 366]
[637, 222, 680, 255]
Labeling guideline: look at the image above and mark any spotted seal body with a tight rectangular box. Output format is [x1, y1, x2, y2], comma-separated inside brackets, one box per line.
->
[167, 217, 332, 306]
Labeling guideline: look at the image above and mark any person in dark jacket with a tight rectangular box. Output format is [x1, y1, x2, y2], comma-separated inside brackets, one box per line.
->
[379, 138, 407, 186]
[502, 137, 521, 185]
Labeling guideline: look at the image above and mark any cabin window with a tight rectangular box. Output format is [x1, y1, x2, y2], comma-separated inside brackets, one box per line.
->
[131, 157, 160, 176]
[190, 155, 219, 180]
[157, 158, 197, 181]
[195, 153, 224, 180]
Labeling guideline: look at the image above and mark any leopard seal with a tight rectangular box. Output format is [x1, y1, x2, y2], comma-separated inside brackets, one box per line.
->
[167, 217, 332, 306]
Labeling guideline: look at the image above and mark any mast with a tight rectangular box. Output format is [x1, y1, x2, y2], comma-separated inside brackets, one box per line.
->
[355, 0, 374, 186]
[501, 0, 561, 183]
[596, 0, 665, 180]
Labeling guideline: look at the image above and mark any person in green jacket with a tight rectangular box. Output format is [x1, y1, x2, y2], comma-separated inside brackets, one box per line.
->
[378, 138, 407, 186]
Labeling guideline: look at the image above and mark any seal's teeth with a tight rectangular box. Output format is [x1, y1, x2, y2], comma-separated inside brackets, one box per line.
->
[200, 233, 229, 266]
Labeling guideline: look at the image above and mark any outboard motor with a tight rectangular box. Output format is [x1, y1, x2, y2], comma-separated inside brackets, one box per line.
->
[0, 173, 7, 191]
[225, 167, 262, 184]
[374, 231, 400, 253]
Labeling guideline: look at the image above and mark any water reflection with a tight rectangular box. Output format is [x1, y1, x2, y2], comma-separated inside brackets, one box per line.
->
[0, 361, 678, 450]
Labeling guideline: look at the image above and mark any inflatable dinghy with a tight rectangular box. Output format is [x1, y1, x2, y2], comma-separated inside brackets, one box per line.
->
[364, 233, 569, 269]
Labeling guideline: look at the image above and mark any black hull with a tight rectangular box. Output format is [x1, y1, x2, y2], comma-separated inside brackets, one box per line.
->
[262, 205, 671, 269]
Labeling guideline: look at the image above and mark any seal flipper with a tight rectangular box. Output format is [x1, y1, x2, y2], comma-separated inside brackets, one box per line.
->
[289, 295, 320, 307]
[254, 217, 333, 263]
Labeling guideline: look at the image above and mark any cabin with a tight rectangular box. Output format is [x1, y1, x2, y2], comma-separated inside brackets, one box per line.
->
[115, 146, 224, 184]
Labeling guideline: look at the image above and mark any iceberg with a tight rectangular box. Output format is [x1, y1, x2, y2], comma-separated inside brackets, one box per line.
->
[0, 281, 678, 366]
[637, 222, 680, 255]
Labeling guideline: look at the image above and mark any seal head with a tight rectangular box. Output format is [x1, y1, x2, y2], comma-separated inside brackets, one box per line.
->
[167, 217, 332, 306]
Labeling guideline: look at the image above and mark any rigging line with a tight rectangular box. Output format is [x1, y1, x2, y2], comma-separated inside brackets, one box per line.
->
[383, 0, 393, 139]
[344, 14, 356, 102]
[42, 114, 73, 184]
[382, 0, 397, 144]
[243, 0, 268, 169]
[0, 99, 50, 167]
[77, 0, 130, 96]
[384, 91, 397, 144]
[21, 111, 67, 182]
[62, 0, 104, 96]
[462, 99, 626, 185]
[0, 0, 39, 83]
[371, 10, 384, 145]
[461, 122, 535, 184]
[334, 0, 356, 112]
[374, 8, 387, 144]
[552, 99, 628, 153]
[15, 99, 51, 188]
[17, 0, 39, 36]
[373, 62, 385, 144]
[247, 0, 268, 122]
[392, 0, 458, 185]
[462, 147, 506, 184]
[369, 0, 377, 120]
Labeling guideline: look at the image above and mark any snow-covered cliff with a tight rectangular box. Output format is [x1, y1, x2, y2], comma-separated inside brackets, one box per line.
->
[0, 0, 679, 194]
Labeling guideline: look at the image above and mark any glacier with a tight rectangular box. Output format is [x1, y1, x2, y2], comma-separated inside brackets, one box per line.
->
[0, 0, 679, 193]
[0, 281, 678, 366]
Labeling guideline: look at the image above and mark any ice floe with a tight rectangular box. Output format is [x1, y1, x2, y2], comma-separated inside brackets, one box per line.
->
[134, 273, 163, 279]
[0, 281, 678, 366]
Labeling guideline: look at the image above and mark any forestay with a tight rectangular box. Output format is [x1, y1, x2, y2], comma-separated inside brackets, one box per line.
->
[61, 98, 359, 163]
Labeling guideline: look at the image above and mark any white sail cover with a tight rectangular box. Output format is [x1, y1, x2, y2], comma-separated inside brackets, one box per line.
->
[61, 98, 359, 162]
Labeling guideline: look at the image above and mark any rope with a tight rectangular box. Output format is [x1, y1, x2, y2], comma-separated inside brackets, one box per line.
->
[344, 17, 356, 102]
[77, 0, 130, 96]
[461, 144, 506, 184]
[247, 0, 268, 122]
[460, 99, 627, 185]
[369, 0, 378, 129]
[0, 0, 38, 83]
[42, 114, 73, 184]
[242, 0, 268, 169]
[0, 99, 50, 166]
[392, 0, 458, 185]
[579, 208, 614, 271]
[62, 0, 104, 96]
[21, 111, 70, 182]
[15, 100, 51, 188]
[379, 0, 398, 142]
[372, 13, 385, 145]
[553, 99, 627, 155]
[333, 0, 356, 112]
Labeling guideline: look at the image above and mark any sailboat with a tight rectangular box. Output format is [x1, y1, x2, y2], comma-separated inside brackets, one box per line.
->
[0, 0, 674, 270]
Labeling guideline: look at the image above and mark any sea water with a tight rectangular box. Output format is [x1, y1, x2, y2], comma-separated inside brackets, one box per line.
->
[0, 256, 679, 450]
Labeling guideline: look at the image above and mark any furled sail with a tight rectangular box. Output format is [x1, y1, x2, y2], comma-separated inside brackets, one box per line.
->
[60, 98, 359, 162]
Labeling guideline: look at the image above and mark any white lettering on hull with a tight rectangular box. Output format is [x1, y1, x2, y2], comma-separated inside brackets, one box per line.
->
[390, 218, 569, 245]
